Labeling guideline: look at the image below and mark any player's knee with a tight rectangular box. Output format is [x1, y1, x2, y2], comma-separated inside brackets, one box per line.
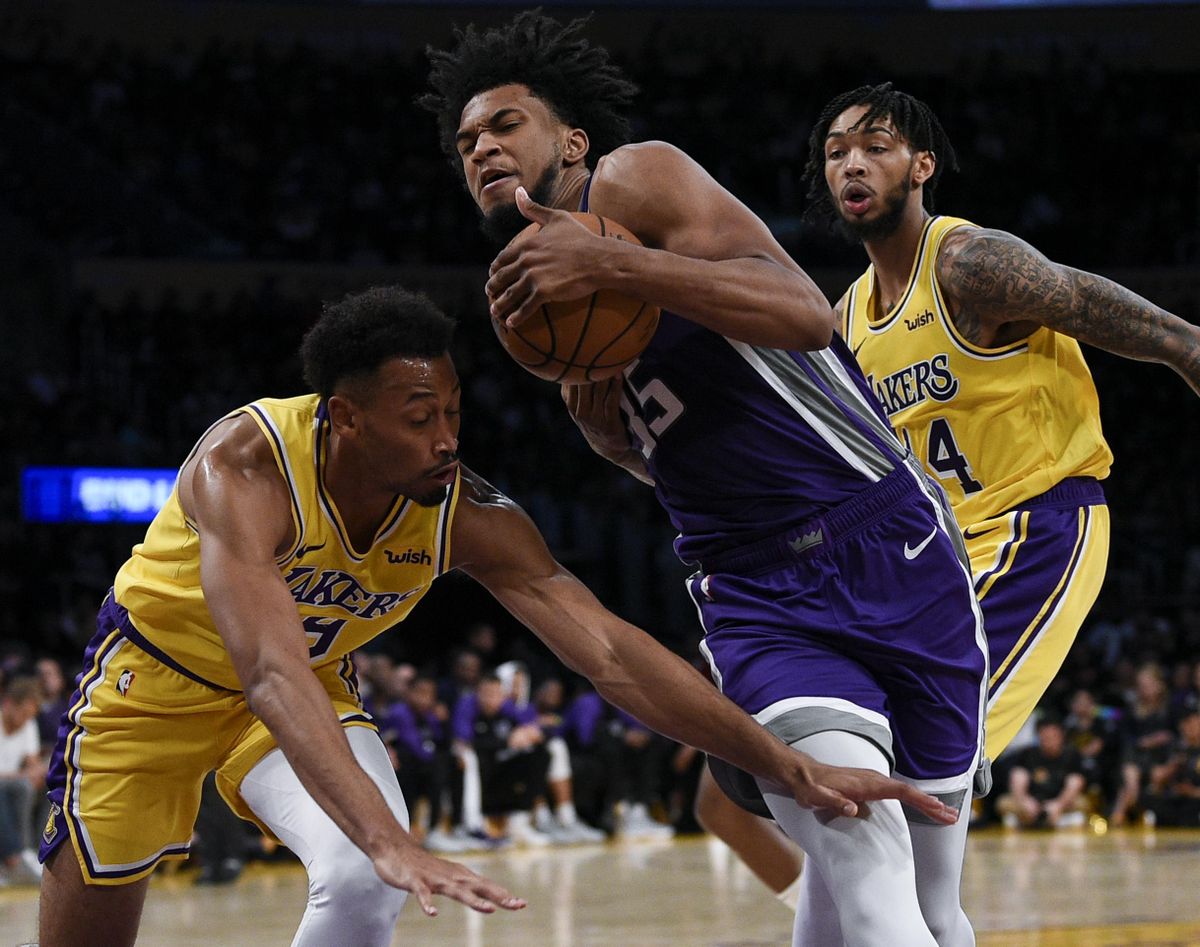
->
[306, 842, 407, 930]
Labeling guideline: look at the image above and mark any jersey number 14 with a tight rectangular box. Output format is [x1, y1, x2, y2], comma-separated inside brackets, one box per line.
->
[904, 417, 983, 495]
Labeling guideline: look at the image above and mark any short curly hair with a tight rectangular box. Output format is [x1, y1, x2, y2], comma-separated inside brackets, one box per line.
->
[802, 82, 958, 224]
[418, 10, 638, 168]
[300, 285, 456, 400]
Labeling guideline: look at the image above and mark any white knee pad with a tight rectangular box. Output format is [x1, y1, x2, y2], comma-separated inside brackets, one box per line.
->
[240, 726, 411, 947]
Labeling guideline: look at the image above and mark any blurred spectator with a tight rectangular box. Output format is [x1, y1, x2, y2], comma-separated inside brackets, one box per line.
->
[0, 677, 47, 884]
[1110, 664, 1176, 826]
[454, 673, 549, 847]
[34, 656, 68, 753]
[382, 675, 454, 848]
[437, 648, 482, 712]
[1064, 688, 1120, 813]
[192, 772, 246, 885]
[996, 716, 1087, 830]
[495, 662, 604, 844]
[1143, 710, 1200, 828]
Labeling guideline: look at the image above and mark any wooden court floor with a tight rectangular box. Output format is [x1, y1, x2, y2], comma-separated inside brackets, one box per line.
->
[3, 828, 1199, 945]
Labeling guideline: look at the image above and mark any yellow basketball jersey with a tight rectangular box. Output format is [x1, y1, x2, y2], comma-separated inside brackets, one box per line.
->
[115, 395, 459, 690]
[843, 216, 1112, 526]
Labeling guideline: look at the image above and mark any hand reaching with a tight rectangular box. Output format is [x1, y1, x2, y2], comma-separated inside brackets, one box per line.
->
[373, 843, 526, 918]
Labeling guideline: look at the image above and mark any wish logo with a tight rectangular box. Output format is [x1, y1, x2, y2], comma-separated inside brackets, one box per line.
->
[386, 548, 432, 566]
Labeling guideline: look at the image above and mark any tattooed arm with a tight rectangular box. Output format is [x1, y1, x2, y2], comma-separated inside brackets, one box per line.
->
[937, 227, 1200, 397]
[833, 290, 849, 339]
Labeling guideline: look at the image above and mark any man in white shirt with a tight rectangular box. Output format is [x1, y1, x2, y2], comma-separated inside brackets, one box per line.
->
[0, 677, 47, 885]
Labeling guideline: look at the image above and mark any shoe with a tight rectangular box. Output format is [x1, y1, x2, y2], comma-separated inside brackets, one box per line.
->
[552, 820, 606, 844]
[617, 803, 674, 841]
[452, 826, 511, 851]
[507, 812, 553, 848]
[6, 850, 42, 885]
[424, 828, 473, 854]
[195, 857, 243, 886]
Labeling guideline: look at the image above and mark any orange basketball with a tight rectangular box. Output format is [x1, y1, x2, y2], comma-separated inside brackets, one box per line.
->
[491, 213, 660, 384]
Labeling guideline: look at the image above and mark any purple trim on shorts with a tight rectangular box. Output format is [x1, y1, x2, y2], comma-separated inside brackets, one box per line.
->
[1014, 477, 1105, 511]
[986, 505, 1093, 698]
[41, 592, 227, 873]
[119, 622, 235, 692]
[698, 465, 917, 576]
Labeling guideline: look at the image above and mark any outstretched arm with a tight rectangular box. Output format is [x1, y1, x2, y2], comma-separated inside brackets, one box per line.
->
[487, 143, 834, 350]
[937, 227, 1200, 396]
[450, 467, 958, 824]
[182, 416, 523, 918]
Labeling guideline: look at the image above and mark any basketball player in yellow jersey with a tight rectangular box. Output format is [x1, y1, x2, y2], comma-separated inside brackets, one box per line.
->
[38, 285, 956, 947]
[816, 82, 1198, 761]
[689, 81, 1200, 927]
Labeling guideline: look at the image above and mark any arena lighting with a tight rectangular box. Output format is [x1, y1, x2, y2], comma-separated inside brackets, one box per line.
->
[22, 466, 178, 523]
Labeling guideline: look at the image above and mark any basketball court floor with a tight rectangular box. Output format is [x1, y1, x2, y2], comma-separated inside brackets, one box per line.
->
[4, 829, 1198, 945]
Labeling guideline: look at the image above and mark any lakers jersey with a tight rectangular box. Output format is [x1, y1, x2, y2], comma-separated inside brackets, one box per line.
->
[115, 395, 458, 690]
[843, 215, 1112, 526]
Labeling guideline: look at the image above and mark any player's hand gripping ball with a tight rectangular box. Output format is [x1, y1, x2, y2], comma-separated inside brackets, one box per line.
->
[492, 213, 660, 384]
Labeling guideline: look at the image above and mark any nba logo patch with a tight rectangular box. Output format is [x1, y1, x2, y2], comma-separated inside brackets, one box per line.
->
[117, 669, 135, 696]
[43, 802, 60, 844]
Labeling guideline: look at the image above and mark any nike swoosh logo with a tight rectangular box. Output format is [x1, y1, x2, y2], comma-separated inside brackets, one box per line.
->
[295, 541, 327, 561]
[903, 526, 939, 560]
[852, 339, 866, 359]
[963, 524, 1001, 541]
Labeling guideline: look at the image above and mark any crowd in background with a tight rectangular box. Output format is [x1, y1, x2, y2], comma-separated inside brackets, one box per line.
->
[1, 5, 1200, 884]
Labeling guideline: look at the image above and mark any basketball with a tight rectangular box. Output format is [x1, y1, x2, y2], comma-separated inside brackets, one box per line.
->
[491, 213, 660, 384]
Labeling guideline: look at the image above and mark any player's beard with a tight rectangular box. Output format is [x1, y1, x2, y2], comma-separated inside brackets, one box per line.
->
[479, 162, 560, 246]
[413, 485, 449, 507]
[835, 175, 912, 243]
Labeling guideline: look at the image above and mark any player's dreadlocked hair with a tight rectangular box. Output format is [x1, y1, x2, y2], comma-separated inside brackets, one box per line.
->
[418, 10, 639, 169]
[802, 82, 958, 223]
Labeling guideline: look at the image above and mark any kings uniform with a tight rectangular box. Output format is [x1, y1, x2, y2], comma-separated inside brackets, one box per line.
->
[843, 215, 1112, 758]
[41, 395, 458, 884]
[582, 185, 988, 811]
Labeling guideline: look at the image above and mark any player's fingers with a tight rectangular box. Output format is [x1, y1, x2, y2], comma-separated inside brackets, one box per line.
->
[515, 186, 552, 224]
[470, 877, 527, 912]
[890, 781, 959, 824]
[411, 879, 438, 917]
[485, 264, 519, 304]
[490, 274, 533, 321]
[505, 291, 541, 328]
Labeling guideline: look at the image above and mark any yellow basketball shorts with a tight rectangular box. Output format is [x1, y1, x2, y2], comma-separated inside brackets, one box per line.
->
[965, 478, 1109, 758]
[41, 595, 374, 885]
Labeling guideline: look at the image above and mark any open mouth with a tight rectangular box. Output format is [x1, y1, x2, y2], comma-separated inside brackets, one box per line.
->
[841, 183, 874, 214]
[480, 167, 516, 195]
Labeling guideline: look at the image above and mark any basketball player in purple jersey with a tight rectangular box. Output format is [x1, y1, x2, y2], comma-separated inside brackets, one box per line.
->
[424, 13, 988, 945]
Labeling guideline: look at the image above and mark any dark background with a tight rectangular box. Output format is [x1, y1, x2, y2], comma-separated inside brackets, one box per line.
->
[2, 0, 1198, 696]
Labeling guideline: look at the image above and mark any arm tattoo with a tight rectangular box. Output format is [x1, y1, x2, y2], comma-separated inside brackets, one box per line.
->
[938, 229, 1200, 395]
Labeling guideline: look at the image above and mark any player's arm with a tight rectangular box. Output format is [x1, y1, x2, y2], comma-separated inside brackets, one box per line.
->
[487, 142, 834, 350]
[833, 290, 850, 340]
[937, 227, 1200, 396]
[181, 416, 523, 917]
[559, 378, 653, 485]
[449, 467, 957, 824]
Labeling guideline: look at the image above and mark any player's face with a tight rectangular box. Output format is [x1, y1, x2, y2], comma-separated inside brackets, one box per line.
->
[456, 83, 568, 240]
[823, 105, 925, 241]
[343, 354, 462, 506]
